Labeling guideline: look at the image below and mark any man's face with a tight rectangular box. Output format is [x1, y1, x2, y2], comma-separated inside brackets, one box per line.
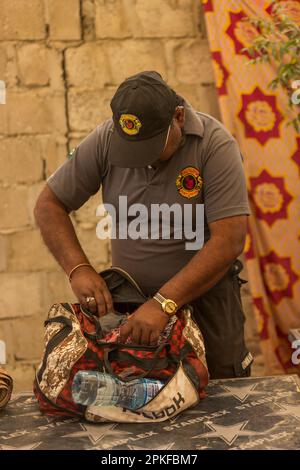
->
[152, 107, 185, 166]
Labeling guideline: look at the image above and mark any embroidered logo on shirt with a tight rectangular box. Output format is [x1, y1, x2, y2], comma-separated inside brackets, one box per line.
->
[176, 167, 203, 199]
[119, 114, 142, 135]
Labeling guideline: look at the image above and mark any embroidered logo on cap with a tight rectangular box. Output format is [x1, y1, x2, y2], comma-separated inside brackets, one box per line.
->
[176, 167, 203, 199]
[119, 114, 142, 135]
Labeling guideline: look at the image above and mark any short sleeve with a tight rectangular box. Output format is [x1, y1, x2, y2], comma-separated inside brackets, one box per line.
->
[202, 135, 251, 223]
[47, 127, 103, 211]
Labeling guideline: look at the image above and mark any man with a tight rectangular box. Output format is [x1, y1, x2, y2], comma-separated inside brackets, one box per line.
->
[34, 71, 252, 379]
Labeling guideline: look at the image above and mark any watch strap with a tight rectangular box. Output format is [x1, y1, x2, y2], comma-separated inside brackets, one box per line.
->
[153, 292, 166, 305]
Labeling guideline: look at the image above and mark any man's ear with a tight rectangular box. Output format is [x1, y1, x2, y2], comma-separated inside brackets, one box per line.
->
[174, 106, 185, 128]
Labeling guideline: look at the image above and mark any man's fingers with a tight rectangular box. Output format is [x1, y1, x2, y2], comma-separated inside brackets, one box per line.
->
[79, 294, 97, 314]
[98, 276, 114, 313]
[101, 286, 114, 313]
[88, 301, 98, 314]
[93, 289, 107, 317]
[140, 328, 151, 346]
[131, 326, 142, 345]
[120, 322, 132, 343]
[149, 331, 159, 346]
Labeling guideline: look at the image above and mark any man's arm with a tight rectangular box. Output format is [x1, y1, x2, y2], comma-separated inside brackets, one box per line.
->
[120, 215, 247, 345]
[35, 125, 114, 316]
[34, 184, 113, 317]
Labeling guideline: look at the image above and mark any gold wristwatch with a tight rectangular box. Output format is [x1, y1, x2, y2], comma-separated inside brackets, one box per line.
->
[153, 292, 178, 316]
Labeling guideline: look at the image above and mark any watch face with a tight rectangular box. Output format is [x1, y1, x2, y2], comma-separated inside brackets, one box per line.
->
[165, 301, 176, 314]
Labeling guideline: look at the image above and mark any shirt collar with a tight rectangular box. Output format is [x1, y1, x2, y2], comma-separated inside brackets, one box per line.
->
[182, 99, 204, 138]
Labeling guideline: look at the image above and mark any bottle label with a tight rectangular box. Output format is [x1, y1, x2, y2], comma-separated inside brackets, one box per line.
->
[119, 378, 164, 410]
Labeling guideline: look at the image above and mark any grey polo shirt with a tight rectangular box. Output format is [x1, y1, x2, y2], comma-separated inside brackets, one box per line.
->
[47, 100, 250, 295]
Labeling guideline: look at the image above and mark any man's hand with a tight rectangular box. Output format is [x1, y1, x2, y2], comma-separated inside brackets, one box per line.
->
[120, 299, 169, 346]
[70, 266, 114, 317]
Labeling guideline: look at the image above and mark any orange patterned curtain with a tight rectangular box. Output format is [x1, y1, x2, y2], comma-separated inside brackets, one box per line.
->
[202, 0, 300, 375]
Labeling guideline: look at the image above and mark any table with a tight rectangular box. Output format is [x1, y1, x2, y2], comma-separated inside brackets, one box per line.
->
[1, 375, 300, 450]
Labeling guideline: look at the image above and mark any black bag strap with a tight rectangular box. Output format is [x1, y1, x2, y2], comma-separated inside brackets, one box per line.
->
[80, 306, 104, 342]
[102, 341, 176, 382]
[38, 316, 73, 383]
[44, 316, 73, 327]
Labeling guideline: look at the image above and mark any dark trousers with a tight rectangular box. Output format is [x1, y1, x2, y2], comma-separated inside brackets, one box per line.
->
[190, 260, 253, 379]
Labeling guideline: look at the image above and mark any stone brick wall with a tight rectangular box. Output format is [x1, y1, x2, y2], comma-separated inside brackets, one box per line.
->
[0, 0, 261, 391]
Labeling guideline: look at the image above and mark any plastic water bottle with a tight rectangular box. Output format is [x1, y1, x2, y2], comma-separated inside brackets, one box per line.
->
[72, 371, 164, 410]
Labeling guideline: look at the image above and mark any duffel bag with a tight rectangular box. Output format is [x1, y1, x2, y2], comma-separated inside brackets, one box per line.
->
[34, 267, 208, 423]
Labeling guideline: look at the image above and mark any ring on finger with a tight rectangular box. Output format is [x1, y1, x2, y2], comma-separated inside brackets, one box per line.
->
[86, 296, 96, 304]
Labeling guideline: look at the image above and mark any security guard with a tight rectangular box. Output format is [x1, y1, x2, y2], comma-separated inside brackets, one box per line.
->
[35, 71, 253, 379]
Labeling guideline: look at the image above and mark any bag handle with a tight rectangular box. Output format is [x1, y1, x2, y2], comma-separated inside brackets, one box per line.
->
[103, 342, 177, 382]
[44, 315, 73, 327]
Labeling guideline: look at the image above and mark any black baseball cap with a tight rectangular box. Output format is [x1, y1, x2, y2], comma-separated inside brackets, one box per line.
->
[108, 71, 178, 168]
